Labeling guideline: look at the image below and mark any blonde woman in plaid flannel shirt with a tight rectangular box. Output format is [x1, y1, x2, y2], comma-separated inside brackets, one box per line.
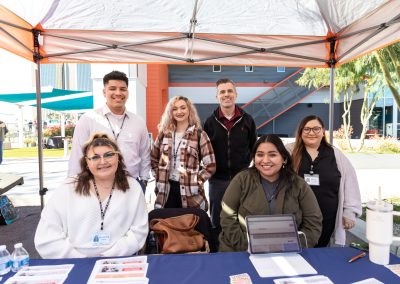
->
[151, 96, 216, 211]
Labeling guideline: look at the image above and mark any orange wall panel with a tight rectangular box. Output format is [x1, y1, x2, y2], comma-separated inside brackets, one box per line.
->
[146, 64, 169, 138]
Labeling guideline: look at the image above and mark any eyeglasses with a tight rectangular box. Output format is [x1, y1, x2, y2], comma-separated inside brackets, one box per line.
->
[303, 127, 322, 134]
[86, 151, 118, 162]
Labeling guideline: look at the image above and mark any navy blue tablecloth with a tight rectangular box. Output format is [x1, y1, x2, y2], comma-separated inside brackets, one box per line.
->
[2, 248, 400, 283]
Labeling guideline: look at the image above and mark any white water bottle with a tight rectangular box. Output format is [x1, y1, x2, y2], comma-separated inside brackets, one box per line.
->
[11, 243, 29, 272]
[0, 245, 11, 275]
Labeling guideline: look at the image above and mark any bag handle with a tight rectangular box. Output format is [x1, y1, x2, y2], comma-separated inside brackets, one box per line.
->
[150, 214, 200, 232]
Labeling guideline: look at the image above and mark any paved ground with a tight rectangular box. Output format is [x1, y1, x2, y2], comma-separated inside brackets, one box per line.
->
[345, 154, 400, 202]
[1, 153, 399, 207]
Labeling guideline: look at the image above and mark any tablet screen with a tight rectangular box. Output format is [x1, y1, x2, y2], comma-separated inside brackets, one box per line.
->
[246, 215, 302, 254]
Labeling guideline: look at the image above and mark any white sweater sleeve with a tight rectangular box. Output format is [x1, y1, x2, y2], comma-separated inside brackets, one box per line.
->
[334, 148, 362, 220]
[101, 180, 149, 256]
[34, 182, 86, 258]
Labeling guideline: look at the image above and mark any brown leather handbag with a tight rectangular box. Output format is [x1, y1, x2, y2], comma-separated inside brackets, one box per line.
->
[149, 213, 206, 253]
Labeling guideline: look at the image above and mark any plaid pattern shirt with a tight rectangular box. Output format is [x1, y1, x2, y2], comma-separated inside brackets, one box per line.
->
[151, 125, 216, 211]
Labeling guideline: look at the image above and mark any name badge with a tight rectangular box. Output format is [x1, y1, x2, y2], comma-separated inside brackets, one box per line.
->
[92, 232, 111, 246]
[304, 174, 320, 186]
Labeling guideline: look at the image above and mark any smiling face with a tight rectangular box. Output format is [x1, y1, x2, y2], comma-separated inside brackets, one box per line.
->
[103, 80, 129, 115]
[301, 119, 324, 148]
[216, 82, 237, 110]
[172, 99, 189, 124]
[254, 142, 285, 182]
[86, 145, 119, 181]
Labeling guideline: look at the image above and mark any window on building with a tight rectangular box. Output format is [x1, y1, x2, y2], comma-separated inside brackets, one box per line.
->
[368, 89, 395, 137]
[397, 109, 400, 138]
[213, 65, 222, 72]
[277, 66, 286, 73]
[245, 65, 254, 72]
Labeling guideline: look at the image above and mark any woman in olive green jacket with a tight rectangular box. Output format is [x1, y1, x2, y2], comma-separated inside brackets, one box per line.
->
[219, 134, 322, 252]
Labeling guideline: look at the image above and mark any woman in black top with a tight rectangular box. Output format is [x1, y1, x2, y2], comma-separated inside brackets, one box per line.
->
[289, 115, 361, 247]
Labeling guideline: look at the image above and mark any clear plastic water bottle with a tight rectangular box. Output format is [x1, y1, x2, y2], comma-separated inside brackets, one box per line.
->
[11, 243, 29, 272]
[0, 245, 11, 275]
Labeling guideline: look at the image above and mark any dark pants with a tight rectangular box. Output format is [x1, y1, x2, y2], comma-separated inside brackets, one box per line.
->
[209, 178, 231, 234]
[315, 216, 336, 247]
[164, 180, 183, 208]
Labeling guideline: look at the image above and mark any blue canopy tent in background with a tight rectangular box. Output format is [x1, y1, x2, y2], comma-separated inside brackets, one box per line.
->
[0, 87, 92, 162]
[34, 96, 93, 111]
[0, 87, 93, 111]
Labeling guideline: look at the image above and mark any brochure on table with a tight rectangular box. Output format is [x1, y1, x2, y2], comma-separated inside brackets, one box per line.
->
[87, 256, 149, 284]
[4, 264, 74, 284]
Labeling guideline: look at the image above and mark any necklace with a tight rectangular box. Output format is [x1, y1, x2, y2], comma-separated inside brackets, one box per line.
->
[93, 179, 114, 231]
[105, 113, 127, 141]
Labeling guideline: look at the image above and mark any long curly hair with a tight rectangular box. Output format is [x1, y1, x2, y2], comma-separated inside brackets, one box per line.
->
[75, 133, 130, 195]
[291, 115, 330, 172]
[157, 96, 201, 134]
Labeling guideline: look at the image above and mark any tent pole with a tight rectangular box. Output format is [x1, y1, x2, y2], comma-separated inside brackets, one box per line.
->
[329, 66, 334, 144]
[33, 29, 47, 210]
[328, 37, 336, 145]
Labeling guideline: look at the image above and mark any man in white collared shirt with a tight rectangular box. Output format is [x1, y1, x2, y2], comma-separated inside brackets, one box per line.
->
[68, 71, 151, 190]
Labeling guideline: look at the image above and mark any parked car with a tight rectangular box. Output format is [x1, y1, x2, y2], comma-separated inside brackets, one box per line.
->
[43, 136, 64, 149]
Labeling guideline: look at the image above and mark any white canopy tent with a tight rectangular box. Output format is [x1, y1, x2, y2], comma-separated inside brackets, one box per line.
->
[1, 0, 399, 208]
[1, 0, 399, 66]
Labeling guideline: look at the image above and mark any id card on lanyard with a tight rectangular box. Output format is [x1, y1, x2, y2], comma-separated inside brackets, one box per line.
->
[304, 163, 320, 186]
[304, 174, 320, 186]
[91, 180, 114, 246]
[92, 232, 111, 246]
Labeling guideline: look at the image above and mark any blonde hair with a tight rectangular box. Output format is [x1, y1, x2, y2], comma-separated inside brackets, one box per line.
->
[157, 96, 201, 134]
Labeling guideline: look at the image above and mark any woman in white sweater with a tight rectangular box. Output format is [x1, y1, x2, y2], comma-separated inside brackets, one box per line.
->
[35, 133, 148, 258]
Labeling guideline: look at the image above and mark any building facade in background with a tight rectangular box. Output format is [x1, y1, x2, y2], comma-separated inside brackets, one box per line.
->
[2, 56, 399, 142]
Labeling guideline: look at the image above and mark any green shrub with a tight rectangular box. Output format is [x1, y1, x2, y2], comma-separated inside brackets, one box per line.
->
[333, 124, 353, 139]
[360, 198, 400, 224]
[335, 139, 349, 151]
[23, 137, 34, 146]
[372, 137, 400, 153]
[43, 125, 75, 137]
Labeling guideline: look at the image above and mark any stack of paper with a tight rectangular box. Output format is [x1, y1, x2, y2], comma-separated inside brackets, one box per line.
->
[4, 264, 74, 284]
[87, 256, 149, 284]
[273, 275, 333, 284]
[249, 254, 317, 278]
[385, 264, 400, 277]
